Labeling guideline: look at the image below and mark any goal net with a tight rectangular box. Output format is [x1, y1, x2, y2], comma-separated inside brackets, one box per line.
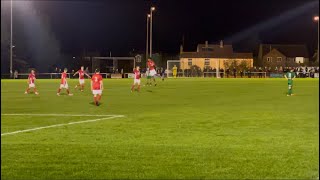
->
[166, 60, 183, 78]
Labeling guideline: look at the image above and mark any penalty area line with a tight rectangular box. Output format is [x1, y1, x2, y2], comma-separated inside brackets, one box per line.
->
[1, 115, 124, 137]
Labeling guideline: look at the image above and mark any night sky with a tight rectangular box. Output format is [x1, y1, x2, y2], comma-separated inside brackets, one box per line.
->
[1, 0, 319, 71]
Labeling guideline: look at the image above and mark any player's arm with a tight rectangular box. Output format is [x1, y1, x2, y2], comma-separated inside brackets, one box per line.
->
[100, 80, 103, 91]
[284, 74, 288, 79]
[73, 71, 79, 76]
[85, 72, 91, 78]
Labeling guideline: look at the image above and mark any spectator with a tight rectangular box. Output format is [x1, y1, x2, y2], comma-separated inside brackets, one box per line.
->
[220, 68, 224, 78]
[85, 67, 89, 74]
[247, 68, 251, 78]
[54, 67, 58, 79]
[240, 69, 244, 78]
[226, 68, 230, 78]
[303, 67, 306, 78]
[233, 67, 236, 78]
[258, 67, 263, 78]
[14, 70, 18, 79]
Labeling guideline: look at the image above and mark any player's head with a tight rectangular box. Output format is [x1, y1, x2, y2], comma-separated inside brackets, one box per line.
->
[81, 66, 84, 70]
[95, 68, 100, 74]
[174, 65, 176, 67]
[31, 69, 35, 74]
[64, 68, 68, 72]
[148, 59, 151, 62]
[136, 66, 140, 71]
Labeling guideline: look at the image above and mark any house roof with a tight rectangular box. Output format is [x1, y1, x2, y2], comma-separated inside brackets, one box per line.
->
[260, 44, 309, 58]
[180, 44, 252, 59]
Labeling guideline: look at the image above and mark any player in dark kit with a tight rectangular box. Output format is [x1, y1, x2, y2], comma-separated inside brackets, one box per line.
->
[284, 68, 296, 96]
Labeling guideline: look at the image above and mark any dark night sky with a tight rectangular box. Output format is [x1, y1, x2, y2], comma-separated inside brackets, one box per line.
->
[1, 0, 319, 71]
[30, 0, 319, 54]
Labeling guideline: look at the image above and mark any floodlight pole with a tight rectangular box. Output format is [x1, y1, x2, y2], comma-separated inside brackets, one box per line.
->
[150, 7, 155, 59]
[317, 17, 319, 63]
[10, 0, 13, 76]
[146, 14, 150, 68]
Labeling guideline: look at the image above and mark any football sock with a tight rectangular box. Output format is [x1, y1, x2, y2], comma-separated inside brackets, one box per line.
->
[26, 88, 30, 93]
[34, 88, 37, 93]
[131, 85, 135, 91]
[288, 88, 292, 95]
[98, 95, 101, 101]
[57, 88, 61, 93]
[67, 89, 70, 94]
[137, 85, 140, 92]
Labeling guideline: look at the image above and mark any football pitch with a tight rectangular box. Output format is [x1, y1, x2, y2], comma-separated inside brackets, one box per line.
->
[1, 78, 319, 179]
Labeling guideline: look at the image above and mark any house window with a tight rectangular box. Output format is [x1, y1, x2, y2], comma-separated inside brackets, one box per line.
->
[205, 59, 210, 66]
[188, 59, 192, 66]
[267, 57, 272, 62]
[277, 57, 282, 62]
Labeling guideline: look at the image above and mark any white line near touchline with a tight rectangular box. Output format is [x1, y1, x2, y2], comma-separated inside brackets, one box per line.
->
[1, 114, 122, 117]
[1, 115, 124, 137]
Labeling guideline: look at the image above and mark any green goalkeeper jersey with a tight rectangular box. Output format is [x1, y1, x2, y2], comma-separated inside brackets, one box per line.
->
[286, 72, 295, 85]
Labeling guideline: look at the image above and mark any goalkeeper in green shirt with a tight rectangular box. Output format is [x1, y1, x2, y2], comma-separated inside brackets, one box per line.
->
[284, 68, 296, 96]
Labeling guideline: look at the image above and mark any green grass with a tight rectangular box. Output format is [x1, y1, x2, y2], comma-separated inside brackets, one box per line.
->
[1, 78, 319, 179]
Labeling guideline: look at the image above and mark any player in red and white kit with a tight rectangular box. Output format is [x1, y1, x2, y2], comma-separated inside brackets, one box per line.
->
[24, 69, 39, 95]
[147, 59, 157, 86]
[73, 66, 91, 92]
[131, 66, 141, 92]
[57, 68, 73, 96]
[91, 69, 103, 106]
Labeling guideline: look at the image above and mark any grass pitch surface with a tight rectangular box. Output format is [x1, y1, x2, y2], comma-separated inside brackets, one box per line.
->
[1, 78, 319, 179]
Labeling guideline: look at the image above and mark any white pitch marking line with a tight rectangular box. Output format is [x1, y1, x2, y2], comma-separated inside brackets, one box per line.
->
[1, 115, 124, 137]
[1, 114, 121, 117]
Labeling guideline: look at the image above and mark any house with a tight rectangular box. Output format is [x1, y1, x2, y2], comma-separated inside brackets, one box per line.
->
[258, 44, 309, 68]
[179, 41, 253, 70]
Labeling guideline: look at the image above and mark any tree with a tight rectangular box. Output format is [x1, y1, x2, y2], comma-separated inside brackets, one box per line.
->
[238, 61, 248, 70]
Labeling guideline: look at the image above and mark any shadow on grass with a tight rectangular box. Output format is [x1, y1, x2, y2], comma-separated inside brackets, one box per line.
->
[89, 102, 103, 106]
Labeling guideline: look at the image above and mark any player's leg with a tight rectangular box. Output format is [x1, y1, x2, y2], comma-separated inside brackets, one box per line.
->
[80, 80, 85, 91]
[131, 81, 136, 92]
[137, 79, 141, 92]
[33, 86, 39, 95]
[25, 83, 34, 94]
[152, 76, 157, 86]
[93, 94, 98, 105]
[287, 84, 292, 96]
[25, 86, 30, 94]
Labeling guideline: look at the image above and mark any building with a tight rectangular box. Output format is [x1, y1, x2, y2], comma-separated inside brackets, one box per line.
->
[258, 44, 309, 68]
[179, 41, 253, 70]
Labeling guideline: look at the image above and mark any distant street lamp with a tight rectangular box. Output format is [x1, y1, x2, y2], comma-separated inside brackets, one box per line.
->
[149, 7, 155, 58]
[314, 16, 319, 63]
[146, 14, 150, 68]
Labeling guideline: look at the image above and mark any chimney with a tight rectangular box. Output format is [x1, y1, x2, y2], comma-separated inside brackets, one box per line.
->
[180, 45, 183, 53]
[220, 40, 224, 48]
[205, 41, 208, 47]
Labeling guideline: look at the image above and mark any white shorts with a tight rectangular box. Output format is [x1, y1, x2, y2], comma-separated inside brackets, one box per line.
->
[92, 90, 102, 95]
[29, 83, 35, 88]
[79, 79, 85, 85]
[60, 83, 69, 89]
[134, 79, 141, 85]
[149, 69, 157, 76]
